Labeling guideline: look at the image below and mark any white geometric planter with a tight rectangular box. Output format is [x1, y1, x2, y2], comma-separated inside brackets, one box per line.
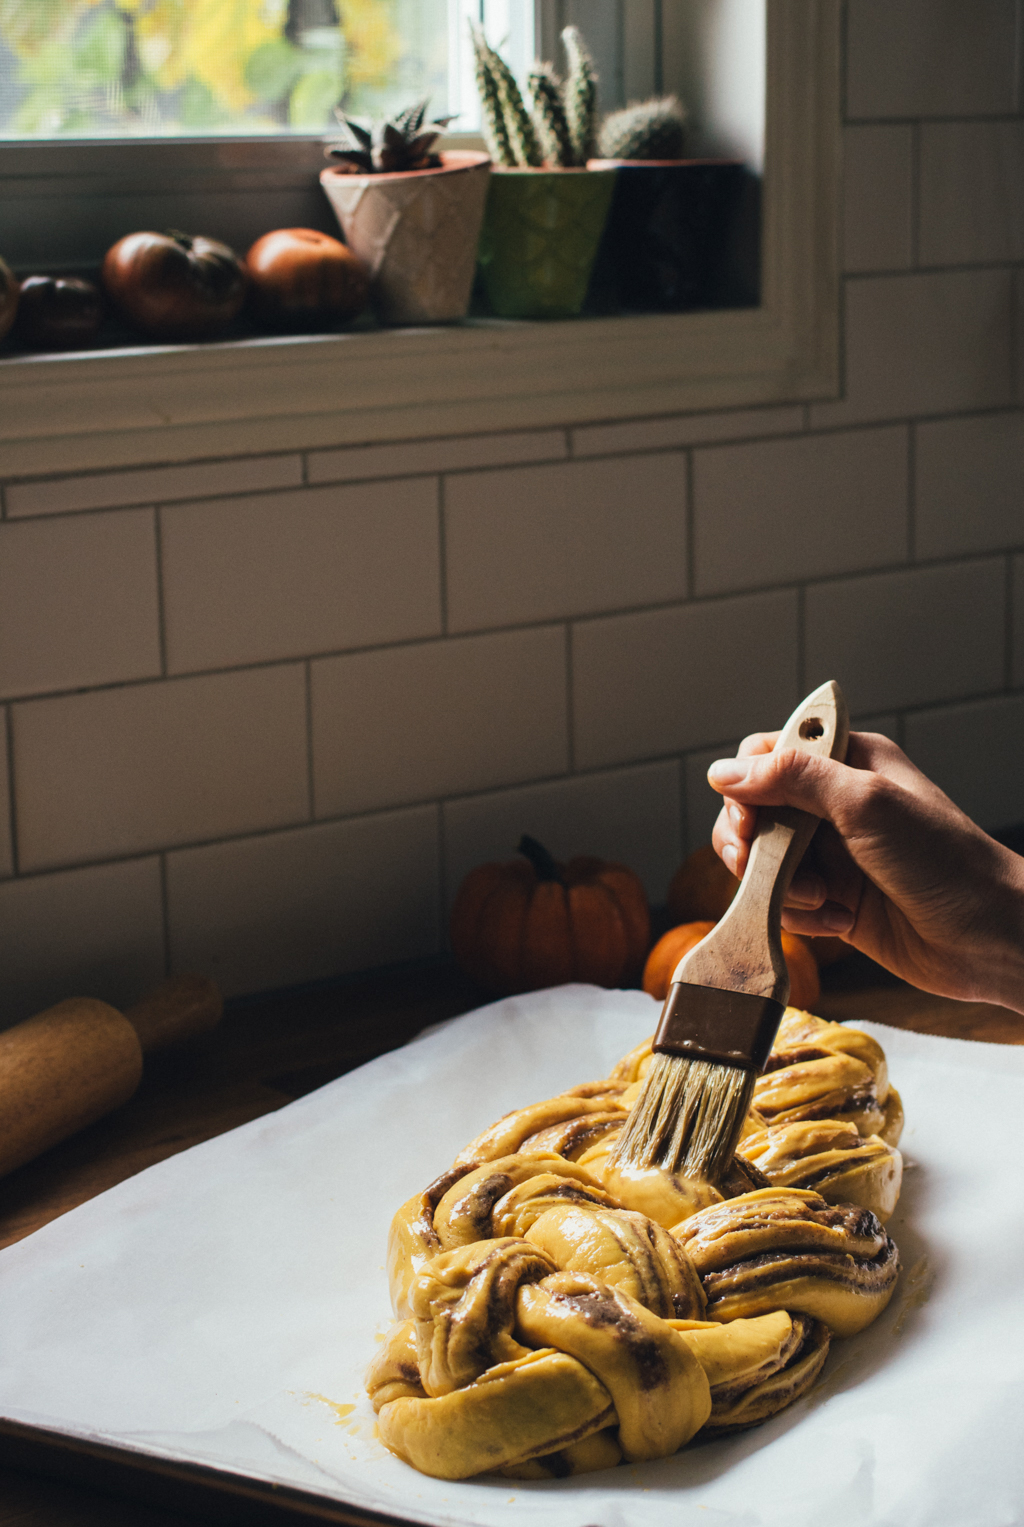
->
[320, 150, 491, 325]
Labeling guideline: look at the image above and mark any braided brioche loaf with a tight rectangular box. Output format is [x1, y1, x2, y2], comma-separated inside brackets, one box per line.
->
[369, 1008, 902, 1480]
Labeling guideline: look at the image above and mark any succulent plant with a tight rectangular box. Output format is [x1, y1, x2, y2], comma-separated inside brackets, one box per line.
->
[469, 22, 598, 169]
[325, 98, 452, 174]
[597, 96, 688, 162]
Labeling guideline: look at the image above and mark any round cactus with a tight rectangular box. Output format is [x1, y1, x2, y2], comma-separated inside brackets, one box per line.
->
[597, 96, 688, 161]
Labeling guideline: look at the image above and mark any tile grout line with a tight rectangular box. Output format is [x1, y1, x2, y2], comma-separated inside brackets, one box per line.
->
[7, 686, 1023, 889]
[3, 704, 18, 877]
[304, 660, 316, 822]
[796, 582, 807, 696]
[6, 402, 1023, 525]
[3, 545, 1024, 711]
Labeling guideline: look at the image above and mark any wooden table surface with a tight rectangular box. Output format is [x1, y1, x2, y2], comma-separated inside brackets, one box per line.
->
[1, 956, 1020, 1526]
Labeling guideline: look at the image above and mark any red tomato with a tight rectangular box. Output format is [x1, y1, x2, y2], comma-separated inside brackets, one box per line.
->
[0, 256, 19, 342]
[14, 275, 103, 350]
[245, 228, 369, 330]
[102, 231, 247, 341]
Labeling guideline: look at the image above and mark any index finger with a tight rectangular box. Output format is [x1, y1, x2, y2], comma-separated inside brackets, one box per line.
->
[737, 730, 781, 759]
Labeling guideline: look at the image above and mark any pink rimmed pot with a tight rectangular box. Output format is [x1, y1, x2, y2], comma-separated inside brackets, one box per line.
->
[320, 150, 491, 325]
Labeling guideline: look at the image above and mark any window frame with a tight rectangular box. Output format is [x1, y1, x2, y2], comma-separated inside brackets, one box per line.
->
[0, 0, 840, 480]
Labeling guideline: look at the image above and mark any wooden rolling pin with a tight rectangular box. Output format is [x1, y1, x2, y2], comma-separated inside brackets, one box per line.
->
[0, 974, 222, 1178]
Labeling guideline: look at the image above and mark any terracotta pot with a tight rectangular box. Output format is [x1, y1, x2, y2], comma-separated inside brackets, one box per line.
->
[476, 166, 616, 320]
[586, 158, 756, 312]
[320, 150, 491, 325]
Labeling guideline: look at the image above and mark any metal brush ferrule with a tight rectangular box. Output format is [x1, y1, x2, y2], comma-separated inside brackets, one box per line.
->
[652, 982, 786, 1072]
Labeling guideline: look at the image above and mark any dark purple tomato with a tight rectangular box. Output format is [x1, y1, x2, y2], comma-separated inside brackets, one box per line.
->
[14, 275, 103, 350]
[102, 230, 247, 341]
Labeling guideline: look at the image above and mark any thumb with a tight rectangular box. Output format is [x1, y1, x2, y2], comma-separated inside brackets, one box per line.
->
[707, 747, 875, 827]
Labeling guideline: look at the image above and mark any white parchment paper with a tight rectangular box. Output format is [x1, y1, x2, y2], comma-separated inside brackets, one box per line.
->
[2, 984, 1023, 1527]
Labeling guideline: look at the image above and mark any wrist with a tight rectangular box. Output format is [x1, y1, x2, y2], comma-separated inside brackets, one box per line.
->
[977, 844, 1024, 1015]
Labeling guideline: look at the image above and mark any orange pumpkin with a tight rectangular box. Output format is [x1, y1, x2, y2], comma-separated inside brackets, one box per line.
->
[451, 835, 650, 995]
[642, 920, 821, 1011]
[667, 844, 739, 924]
[668, 843, 851, 968]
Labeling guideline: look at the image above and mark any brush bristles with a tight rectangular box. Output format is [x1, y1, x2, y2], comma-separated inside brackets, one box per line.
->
[610, 1052, 756, 1182]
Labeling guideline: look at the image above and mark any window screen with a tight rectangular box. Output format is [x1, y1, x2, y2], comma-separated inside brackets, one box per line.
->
[0, 0, 534, 137]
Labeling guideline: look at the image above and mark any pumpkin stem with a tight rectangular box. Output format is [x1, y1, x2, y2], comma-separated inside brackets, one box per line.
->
[517, 834, 562, 883]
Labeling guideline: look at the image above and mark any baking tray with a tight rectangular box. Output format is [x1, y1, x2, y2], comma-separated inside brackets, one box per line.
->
[1, 986, 1022, 1527]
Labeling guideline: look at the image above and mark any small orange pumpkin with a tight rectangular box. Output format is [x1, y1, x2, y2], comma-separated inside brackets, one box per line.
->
[643, 920, 821, 1011]
[451, 835, 650, 995]
[668, 843, 851, 968]
[667, 844, 739, 924]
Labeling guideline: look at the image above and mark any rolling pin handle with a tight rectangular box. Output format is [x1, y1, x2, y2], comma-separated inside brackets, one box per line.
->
[124, 974, 223, 1053]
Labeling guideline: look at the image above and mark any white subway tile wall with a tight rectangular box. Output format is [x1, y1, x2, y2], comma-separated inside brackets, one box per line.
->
[571, 590, 799, 769]
[808, 270, 1016, 429]
[444, 454, 687, 633]
[904, 695, 1024, 830]
[311, 627, 568, 818]
[165, 807, 439, 999]
[441, 762, 683, 911]
[160, 480, 441, 673]
[5, 453, 304, 518]
[915, 414, 1024, 561]
[2, 12, 1023, 1018]
[803, 560, 1007, 715]
[307, 428, 567, 484]
[842, 125, 914, 275]
[845, 0, 1018, 120]
[918, 121, 1024, 268]
[692, 427, 908, 595]
[13, 666, 309, 871]
[0, 859, 165, 1025]
[0, 511, 161, 700]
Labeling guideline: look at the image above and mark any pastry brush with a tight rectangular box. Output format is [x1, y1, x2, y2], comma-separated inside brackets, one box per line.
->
[612, 679, 850, 1184]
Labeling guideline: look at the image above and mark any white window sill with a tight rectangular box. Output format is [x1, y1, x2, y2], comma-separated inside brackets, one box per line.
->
[0, 2, 840, 479]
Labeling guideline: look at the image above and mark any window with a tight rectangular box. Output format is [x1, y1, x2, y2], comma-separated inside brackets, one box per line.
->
[0, 0, 531, 139]
[0, 2, 839, 483]
[0, 3, 765, 272]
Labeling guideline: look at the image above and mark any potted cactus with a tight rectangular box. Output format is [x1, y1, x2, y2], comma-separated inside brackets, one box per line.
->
[319, 100, 491, 325]
[470, 25, 616, 320]
[588, 96, 755, 313]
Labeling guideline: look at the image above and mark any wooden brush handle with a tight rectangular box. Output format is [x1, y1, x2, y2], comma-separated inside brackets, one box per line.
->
[674, 680, 850, 1002]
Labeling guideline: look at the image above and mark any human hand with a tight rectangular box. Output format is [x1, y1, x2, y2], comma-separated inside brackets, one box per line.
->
[708, 730, 1024, 1012]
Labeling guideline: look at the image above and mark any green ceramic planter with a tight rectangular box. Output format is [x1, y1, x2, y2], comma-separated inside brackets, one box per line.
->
[477, 167, 616, 319]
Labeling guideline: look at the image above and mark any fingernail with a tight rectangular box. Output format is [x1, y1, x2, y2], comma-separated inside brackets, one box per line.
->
[728, 804, 744, 829]
[821, 904, 854, 933]
[709, 760, 747, 787]
[722, 844, 738, 874]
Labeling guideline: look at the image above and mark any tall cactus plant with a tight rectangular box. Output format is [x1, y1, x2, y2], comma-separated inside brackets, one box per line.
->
[470, 22, 598, 169]
[560, 26, 598, 165]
